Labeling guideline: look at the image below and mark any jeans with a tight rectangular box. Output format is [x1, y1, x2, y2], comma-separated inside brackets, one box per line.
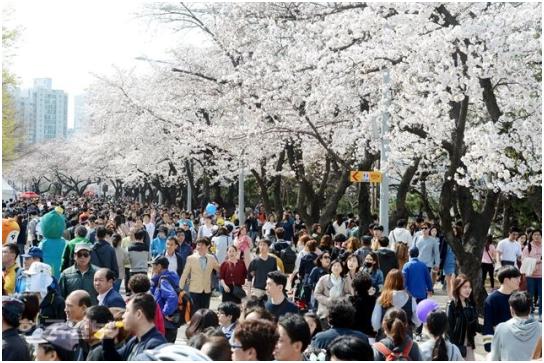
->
[501, 260, 515, 266]
[526, 277, 542, 317]
[190, 292, 211, 314]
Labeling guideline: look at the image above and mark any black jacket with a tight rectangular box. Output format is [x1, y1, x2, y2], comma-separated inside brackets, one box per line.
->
[39, 286, 67, 327]
[91, 240, 119, 279]
[447, 299, 480, 349]
[103, 326, 167, 360]
[2, 328, 31, 361]
[159, 251, 186, 277]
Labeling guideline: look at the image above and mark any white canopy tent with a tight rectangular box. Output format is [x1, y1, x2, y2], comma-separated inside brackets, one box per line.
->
[2, 178, 17, 201]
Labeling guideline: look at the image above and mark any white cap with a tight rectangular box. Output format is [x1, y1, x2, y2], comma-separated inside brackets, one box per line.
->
[24, 262, 52, 276]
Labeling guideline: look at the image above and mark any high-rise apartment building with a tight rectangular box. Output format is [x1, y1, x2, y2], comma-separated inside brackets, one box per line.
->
[73, 94, 88, 132]
[14, 78, 68, 144]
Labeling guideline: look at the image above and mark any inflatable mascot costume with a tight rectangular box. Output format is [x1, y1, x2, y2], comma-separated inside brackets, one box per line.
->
[38, 208, 66, 279]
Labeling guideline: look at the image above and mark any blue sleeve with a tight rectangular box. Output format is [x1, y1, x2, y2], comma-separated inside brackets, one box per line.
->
[483, 297, 494, 352]
[151, 239, 157, 256]
[402, 264, 409, 286]
[425, 266, 433, 292]
[102, 338, 125, 360]
[160, 279, 179, 316]
[375, 270, 384, 287]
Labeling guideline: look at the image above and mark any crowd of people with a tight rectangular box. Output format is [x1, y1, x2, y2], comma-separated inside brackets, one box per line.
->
[1, 196, 542, 361]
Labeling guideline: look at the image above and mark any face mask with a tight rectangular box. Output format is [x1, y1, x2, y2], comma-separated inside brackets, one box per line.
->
[364, 262, 373, 268]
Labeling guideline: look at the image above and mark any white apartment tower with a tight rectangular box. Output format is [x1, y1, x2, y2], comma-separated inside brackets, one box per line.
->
[14, 78, 68, 144]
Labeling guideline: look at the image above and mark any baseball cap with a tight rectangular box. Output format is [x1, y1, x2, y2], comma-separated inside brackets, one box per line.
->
[26, 323, 80, 351]
[21, 246, 43, 260]
[24, 262, 52, 276]
[149, 256, 169, 269]
[74, 243, 92, 253]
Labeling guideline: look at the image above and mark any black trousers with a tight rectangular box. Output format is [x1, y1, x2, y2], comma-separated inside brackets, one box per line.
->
[481, 263, 494, 289]
[191, 292, 211, 314]
[165, 328, 178, 343]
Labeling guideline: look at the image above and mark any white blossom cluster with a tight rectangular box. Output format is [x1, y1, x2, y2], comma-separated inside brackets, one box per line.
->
[9, 3, 541, 201]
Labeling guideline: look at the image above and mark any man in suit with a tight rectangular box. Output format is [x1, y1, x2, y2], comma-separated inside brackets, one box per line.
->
[179, 237, 220, 313]
[94, 268, 125, 308]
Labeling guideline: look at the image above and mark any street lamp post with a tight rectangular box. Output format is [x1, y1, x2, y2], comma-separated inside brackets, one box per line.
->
[379, 64, 391, 235]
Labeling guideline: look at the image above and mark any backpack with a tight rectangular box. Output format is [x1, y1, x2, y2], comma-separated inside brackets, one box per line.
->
[299, 252, 317, 282]
[279, 246, 297, 273]
[373, 341, 413, 361]
[160, 276, 192, 327]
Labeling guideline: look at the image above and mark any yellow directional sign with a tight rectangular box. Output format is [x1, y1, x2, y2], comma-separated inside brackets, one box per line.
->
[350, 171, 382, 183]
[350, 171, 363, 182]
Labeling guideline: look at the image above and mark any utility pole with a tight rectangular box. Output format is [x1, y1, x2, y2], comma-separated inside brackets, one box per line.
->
[238, 165, 245, 225]
[379, 63, 391, 235]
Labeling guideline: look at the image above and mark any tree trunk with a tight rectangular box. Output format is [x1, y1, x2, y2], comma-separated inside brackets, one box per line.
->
[319, 171, 350, 227]
[390, 158, 420, 229]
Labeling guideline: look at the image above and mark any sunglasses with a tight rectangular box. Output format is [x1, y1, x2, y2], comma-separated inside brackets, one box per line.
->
[322, 255, 331, 259]
[76, 252, 90, 258]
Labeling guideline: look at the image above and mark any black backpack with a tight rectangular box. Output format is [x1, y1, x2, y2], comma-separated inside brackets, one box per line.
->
[280, 247, 297, 273]
[299, 252, 317, 282]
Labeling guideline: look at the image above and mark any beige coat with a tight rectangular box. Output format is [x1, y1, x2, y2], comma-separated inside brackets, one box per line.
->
[314, 274, 352, 319]
[179, 253, 220, 293]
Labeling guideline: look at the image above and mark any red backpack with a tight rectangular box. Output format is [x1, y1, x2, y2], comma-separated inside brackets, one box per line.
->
[373, 341, 413, 361]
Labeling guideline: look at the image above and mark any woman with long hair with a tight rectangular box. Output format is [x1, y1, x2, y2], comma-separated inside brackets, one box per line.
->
[371, 269, 420, 338]
[313, 258, 351, 327]
[419, 310, 464, 361]
[220, 245, 248, 304]
[234, 226, 252, 268]
[447, 274, 480, 360]
[350, 271, 378, 337]
[185, 308, 219, 340]
[307, 252, 331, 310]
[361, 251, 384, 293]
[435, 224, 457, 299]
[344, 253, 361, 294]
[372, 308, 422, 360]
[481, 235, 497, 290]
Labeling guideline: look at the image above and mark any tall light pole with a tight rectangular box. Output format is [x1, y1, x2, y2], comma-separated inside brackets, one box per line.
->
[379, 41, 392, 235]
[237, 84, 245, 226]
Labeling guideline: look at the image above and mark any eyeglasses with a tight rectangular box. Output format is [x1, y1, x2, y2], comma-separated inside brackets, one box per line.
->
[76, 252, 90, 258]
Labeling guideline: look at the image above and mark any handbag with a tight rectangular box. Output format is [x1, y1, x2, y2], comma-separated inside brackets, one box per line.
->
[232, 285, 247, 299]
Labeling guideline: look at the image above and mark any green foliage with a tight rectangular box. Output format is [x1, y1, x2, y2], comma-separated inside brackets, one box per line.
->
[2, 12, 21, 166]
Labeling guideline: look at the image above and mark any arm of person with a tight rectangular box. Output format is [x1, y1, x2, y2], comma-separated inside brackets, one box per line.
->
[179, 257, 191, 289]
[371, 301, 382, 332]
[496, 241, 503, 263]
[433, 239, 440, 269]
[159, 279, 179, 317]
[313, 276, 329, 306]
[483, 297, 494, 352]
[425, 267, 434, 295]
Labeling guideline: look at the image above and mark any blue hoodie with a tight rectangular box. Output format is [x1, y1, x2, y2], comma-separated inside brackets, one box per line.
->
[151, 270, 180, 325]
[151, 237, 167, 258]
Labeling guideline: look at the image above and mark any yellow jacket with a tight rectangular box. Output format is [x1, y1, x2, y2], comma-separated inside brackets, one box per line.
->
[179, 253, 220, 294]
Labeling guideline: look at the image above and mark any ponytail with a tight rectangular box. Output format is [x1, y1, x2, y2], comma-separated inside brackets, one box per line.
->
[390, 318, 407, 346]
[382, 308, 408, 346]
[427, 311, 449, 361]
[432, 336, 448, 361]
